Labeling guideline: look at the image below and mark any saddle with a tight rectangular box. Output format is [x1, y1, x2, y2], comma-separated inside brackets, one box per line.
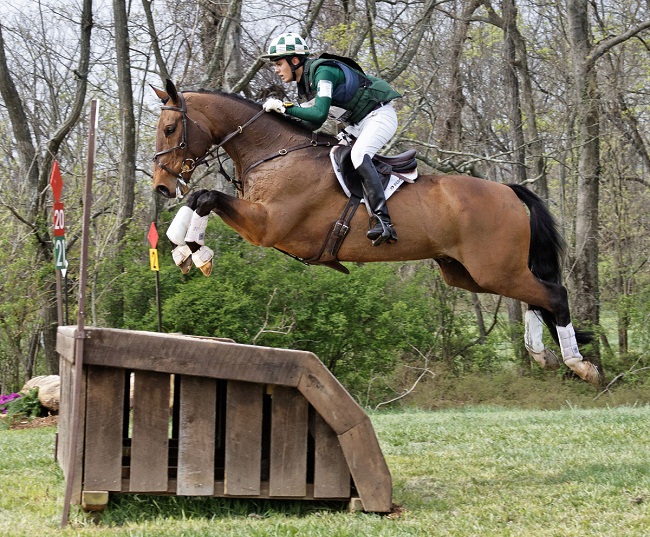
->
[299, 145, 418, 273]
[331, 145, 418, 198]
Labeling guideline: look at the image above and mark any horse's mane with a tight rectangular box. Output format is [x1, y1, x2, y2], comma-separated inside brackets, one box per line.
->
[186, 88, 337, 143]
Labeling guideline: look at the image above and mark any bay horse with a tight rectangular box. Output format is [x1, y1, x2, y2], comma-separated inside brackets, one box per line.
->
[151, 79, 600, 385]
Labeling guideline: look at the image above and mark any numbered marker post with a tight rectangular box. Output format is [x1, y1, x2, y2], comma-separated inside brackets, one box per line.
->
[50, 160, 69, 325]
[51, 161, 67, 270]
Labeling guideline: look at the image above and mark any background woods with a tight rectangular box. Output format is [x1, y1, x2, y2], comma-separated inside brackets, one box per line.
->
[0, 0, 648, 403]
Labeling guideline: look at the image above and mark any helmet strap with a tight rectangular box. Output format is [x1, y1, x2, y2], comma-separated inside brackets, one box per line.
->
[287, 56, 307, 81]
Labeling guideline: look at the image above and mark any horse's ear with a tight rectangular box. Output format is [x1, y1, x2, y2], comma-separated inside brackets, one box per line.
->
[165, 79, 179, 103]
[150, 84, 169, 105]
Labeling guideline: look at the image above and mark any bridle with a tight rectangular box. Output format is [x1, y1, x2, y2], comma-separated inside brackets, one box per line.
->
[153, 91, 265, 198]
[153, 90, 332, 198]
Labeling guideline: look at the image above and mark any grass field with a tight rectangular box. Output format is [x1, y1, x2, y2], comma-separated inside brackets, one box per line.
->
[0, 405, 648, 536]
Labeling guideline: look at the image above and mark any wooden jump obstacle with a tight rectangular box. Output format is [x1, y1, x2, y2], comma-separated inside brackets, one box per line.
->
[56, 326, 392, 513]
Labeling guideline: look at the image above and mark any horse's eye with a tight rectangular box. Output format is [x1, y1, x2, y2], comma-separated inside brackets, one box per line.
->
[164, 125, 176, 137]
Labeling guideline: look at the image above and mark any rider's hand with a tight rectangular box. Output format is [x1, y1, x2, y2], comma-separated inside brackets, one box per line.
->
[263, 98, 286, 114]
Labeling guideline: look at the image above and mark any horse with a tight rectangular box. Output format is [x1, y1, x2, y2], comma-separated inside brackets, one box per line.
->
[151, 79, 600, 386]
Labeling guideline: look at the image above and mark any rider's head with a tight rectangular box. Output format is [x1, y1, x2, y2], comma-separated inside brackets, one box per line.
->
[261, 32, 310, 82]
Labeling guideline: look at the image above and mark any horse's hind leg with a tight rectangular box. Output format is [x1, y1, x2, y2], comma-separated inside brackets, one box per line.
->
[467, 262, 600, 384]
[511, 276, 600, 384]
[524, 309, 561, 370]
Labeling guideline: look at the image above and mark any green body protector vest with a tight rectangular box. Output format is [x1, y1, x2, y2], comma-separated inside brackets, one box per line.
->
[298, 54, 401, 125]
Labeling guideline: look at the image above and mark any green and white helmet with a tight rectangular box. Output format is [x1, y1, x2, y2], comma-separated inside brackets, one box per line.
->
[261, 32, 310, 60]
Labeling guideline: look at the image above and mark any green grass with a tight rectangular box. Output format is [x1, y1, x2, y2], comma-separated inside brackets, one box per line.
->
[1, 406, 649, 536]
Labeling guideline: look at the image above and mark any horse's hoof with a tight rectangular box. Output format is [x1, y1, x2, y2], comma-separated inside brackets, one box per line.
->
[191, 245, 214, 277]
[199, 261, 213, 277]
[564, 357, 601, 385]
[529, 349, 561, 370]
[179, 256, 192, 275]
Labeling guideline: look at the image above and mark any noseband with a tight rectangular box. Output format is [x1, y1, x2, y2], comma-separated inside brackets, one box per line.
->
[153, 92, 265, 198]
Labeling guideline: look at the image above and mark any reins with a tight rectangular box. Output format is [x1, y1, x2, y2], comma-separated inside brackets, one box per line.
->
[154, 92, 332, 198]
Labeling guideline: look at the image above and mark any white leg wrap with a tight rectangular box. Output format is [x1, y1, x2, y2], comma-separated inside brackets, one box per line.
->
[166, 206, 194, 245]
[524, 310, 545, 354]
[557, 323, 582, 362]
[171, 244, 192, 266]
[184, 213, 209, 245]
[192, 245, 214, 268]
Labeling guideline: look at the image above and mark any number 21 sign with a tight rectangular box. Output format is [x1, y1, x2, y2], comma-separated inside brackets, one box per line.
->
[50, 161, 67, 273]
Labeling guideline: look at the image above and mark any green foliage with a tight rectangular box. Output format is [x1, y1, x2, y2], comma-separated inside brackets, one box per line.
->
[0, 388, 43, 429]
[88, 217, 513, 405]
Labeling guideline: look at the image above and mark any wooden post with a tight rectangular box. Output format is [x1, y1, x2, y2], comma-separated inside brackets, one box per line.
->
[61, 99, 98, 528]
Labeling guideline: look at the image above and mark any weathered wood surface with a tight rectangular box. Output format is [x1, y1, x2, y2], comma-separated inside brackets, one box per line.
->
[56, 355, 86, 504]
[56, 326, 392, 512]
[224, 381, 263, 495]
[312, 413, 350, 499]
[338, 416, 392, 512]
[269, 386, 308, 497]
[177, 376, 217, 495]
[83, 365, 124, 491]
[130, 370, 170, 492]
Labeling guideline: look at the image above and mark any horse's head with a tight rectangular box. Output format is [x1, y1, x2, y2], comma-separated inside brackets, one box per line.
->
[151, 80, 213, 198]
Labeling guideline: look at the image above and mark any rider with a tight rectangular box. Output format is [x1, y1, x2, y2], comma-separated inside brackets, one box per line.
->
[260, 32, 401, 246]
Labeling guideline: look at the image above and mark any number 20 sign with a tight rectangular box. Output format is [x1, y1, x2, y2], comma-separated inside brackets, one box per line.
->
[50, 161, 67, 272]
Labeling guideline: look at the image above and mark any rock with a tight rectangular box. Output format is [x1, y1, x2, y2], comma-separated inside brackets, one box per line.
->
[21, 375, 60, 412]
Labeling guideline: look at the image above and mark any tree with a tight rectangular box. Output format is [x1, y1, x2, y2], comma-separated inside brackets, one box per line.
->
[567, 0, 650, 375]
[0, 0, 93, 375]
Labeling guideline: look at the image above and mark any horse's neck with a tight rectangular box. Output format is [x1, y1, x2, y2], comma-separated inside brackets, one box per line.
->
[203, 94, 307, 175]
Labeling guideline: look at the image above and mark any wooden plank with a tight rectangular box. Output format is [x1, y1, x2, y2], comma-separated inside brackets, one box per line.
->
[177, 375, 216, 495]
[83, 365, 125, 492]
[129, 370, 170, 492]
[224, 381, 263, 496]
[338, 416, 392, 513]
[56, 327, 76, 364]
[269, 386, 308, 497]
[296, 367, 367, 436]
[56, 356, 71, 471]
[79, 327, 304, 387]
[57, 353, 86, 503]
[313, 413, 350, 499]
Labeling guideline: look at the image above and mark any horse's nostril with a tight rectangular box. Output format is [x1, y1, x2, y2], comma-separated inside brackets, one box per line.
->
[155, 185, 172, 198]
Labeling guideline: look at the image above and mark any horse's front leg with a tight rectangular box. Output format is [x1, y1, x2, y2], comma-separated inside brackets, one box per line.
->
[164, 190, 209, 274]
[179, 189, 271, 276]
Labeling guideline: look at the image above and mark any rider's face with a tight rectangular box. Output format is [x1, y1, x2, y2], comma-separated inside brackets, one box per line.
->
[274, 58, 302, 83]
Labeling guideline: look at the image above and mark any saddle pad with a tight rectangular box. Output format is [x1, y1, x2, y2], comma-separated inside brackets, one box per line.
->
[329, 148, 418, 203]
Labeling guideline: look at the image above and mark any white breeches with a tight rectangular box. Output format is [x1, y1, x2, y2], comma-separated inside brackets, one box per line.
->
[345, 103, 398, 169]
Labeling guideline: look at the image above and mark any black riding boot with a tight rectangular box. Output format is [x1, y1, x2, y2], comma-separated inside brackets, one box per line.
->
[357, 155, 398, 246]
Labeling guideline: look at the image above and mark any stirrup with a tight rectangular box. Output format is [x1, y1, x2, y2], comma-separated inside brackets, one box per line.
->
[367, 217, 397, 246]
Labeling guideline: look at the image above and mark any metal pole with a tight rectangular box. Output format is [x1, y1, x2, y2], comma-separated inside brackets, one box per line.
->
[155, 270, 162, 332]
[61, 99, 99, 527]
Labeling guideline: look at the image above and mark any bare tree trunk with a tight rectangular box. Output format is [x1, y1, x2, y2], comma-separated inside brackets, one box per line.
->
[200, 0, 243, 89]
[566, 0, 602, 373]
[114, 0, 137, 239]
[482, 0, 548, 198]
[434, 0, 482, 149]
[0, 0, 92, 373]
[502, 0, 527, 185]
[142, 0, 171, 83]
[113, 0, 137, 326]
[501, 0, 529, 364]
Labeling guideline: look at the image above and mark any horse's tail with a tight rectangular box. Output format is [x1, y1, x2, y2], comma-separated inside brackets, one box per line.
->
[507, 184, 592, 347]
[507, 184, 565, 282]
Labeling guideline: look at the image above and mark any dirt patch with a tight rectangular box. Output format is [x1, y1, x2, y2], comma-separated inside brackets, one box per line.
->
[6, 414, 58, 430]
